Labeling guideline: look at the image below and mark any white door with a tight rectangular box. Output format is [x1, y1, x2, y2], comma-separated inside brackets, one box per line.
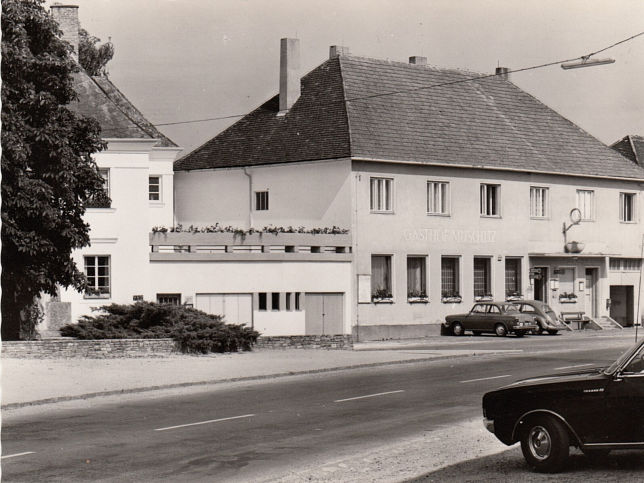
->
[195, 294, 253, 326]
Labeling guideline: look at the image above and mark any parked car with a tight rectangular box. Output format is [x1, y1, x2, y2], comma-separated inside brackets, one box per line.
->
[482, 339, 644, 473]
[512, 300, 567, 335]
[443, 302, 538, 337]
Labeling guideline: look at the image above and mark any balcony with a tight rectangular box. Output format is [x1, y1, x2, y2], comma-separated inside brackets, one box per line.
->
[149, 231, 352, 262]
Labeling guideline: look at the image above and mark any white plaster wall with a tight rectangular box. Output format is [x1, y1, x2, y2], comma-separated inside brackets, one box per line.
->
[174, 159, 353, 229]
[148, 260, 352, 335]
[351, 161, 644, 326]
[149, 148, 180, 227]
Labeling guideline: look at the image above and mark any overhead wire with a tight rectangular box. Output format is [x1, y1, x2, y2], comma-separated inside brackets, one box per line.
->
[152, 30, 644, 128]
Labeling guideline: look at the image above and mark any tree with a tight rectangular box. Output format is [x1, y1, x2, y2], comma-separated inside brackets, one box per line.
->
[1, 0, 106, 339]
[78, 28, 114, 76]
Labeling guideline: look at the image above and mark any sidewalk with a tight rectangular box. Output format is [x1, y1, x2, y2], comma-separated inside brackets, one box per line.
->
[2, 329, 638, 409]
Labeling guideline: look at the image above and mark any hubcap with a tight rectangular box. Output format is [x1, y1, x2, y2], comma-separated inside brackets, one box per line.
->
[528, 426, 552, 460]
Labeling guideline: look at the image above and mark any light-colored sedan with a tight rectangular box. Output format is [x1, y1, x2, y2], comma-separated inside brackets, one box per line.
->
[512, 300, 568, 335]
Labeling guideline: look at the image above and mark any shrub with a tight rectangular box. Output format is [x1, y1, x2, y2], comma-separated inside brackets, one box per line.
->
[60, 302, 259, 354]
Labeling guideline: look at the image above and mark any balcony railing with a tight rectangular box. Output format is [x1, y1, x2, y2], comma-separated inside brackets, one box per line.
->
[149, 232, 352, 261]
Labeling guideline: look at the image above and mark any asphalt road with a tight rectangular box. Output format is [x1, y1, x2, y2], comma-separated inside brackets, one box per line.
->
[1, 341, 635, 482]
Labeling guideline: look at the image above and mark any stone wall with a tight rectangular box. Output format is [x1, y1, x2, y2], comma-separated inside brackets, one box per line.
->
[1, 339, 176, 358]
[256, 335, 353, 350]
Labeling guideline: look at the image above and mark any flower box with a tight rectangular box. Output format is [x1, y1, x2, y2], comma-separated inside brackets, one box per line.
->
[506, 295, 524, 302]
[408, 297, 429, 304]
[441, 296, 462, 304]
[475, 295, 494, 302]
[559, 292, 578, 304]
[564, 241, 585, 254]
[372, 297, 394, 304]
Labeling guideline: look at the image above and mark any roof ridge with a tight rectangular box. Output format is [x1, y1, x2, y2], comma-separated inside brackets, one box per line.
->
[340, 54, 484, 77]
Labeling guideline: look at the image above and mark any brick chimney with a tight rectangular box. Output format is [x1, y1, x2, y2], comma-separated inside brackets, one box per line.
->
[279, 38, 301, 113]
[50, 3, 80, 61]
[329, 45, 350, 58]
[409, 56, 427, 65]
[495, 66, 510, 81]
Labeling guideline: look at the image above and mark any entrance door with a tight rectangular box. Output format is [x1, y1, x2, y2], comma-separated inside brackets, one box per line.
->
[533, 267, 548, 303]
[305, 293, 344, 335]
[195, 293, 253, 326]
[585, 268, 598, 318]
[610, 285, 634, 326]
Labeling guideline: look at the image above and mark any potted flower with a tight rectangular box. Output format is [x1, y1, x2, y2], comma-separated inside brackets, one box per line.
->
[564, 241, 585, 253]
[441, 291, 462, 304]
[408, 290, 429, 303]
[372, 288, 393, 303]
[475, 293, 494, 302]
[559, 292, 578, 303]
[506, 291, 523, 302]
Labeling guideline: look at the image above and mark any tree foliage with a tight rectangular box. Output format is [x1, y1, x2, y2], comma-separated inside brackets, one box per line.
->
[78, 28, 114, 76]
[1, 0, 106, 339]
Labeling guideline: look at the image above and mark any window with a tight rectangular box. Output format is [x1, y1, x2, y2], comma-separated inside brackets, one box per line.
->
[610, 258, 641, 271]
[480, 184, 500, 216]
[427, 181, 449, 215]
[473, 258, 492, 298]
[258, 292, 267, 311]
[271, 292, 280, 311]
[407, 257, 427, 298]
[505, 258, 522, 296]
[371, 255, 392, 298]
[441, 257, 460, 297]
[559, 268, 575, 294]
[157, 293, 181, 305]
[286, 293, 292, 311]
[620, 192, 636, 222]
[149, 176, 161, 201]
[471, 304, 486, 313]
[87, 169, 111, 208]
[99, 169, 110, 195]
[487, 305, 500, 314]
[370, 177, 393, 212]
[576, 190, 595, 221]
[255, 191, 269, 211]
[295, 292, 302, 310]
[520, 304, 537, 314]
[530, 187, 548, 218]
[84, 256, 110, 298]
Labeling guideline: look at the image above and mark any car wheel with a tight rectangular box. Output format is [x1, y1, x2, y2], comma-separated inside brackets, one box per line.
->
[547, 330, 558, 335]
[520, 416, 570, 473]
[532, 324, 543, 335]
[494, 324, 507, 337]
[452, 322, 464, 336]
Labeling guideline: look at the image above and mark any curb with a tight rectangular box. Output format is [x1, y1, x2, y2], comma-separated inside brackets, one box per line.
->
[2, 351, 507, 410]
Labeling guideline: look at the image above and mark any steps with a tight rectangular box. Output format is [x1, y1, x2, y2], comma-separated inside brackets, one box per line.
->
[590, 316, 624, 330]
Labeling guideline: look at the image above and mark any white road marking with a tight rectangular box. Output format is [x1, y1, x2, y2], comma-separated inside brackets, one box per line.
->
[154, 414, 255, 431]
[334, 390, 405, 403]
[460, 375, 511, 384]
[554, 363, 594, 371]
[1, 451, 35, 460]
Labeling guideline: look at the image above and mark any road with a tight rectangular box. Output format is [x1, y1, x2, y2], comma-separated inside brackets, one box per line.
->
[1, 339, 635, 482]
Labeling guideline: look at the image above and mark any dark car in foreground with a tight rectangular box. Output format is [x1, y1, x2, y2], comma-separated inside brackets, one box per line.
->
[443, 302, 538, 337]
[482, 339, 644, 472]
[512, 300, 568, 335]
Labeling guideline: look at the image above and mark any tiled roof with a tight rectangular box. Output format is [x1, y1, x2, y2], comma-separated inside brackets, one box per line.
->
[175, 55, 644, 180]
[611, 135, 644, 167]
[70, 70, 178, 148]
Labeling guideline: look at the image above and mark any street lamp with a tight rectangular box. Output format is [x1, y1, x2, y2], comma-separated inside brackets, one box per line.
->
[561, 56, 615, 70]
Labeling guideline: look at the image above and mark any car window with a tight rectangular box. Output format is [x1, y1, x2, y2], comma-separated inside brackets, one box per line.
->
[487, 305, 501, 314]
[520, 304, 537, 313]
[501, 304, 518, 312]
[606, 341, 644, 375]
[471, 304, 486, 313]
[623, 346, 644, 374]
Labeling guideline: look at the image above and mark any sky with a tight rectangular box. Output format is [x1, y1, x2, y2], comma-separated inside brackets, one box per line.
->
[51, 0, 644, 155]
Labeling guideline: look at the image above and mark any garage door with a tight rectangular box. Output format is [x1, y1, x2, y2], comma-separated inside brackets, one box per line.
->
[195, 293, 253, 326]
[305, 293, 344, 335]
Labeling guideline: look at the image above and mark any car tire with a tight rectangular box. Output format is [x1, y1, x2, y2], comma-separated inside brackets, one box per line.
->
[520, 416, 570, 473]
[533, 324, 543, 335]
[494, 324, 507, 337]
[547, 330, 558, 335]
[452, 322, 464, 336]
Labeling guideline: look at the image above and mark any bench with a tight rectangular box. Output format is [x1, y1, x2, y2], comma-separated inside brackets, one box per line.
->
[560, 311, 591, 330]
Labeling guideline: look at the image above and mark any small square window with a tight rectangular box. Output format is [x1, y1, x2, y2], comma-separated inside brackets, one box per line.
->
[370, 177, 393, 212]
[157, 293, 181, 305]
[271, 292, 280, 311]
[620, 192, 636, 222]
[427, 181, 449, 215]
[530, 187, 548, 218]
[84, 255, 110, 298]
[576, 190, 595, 221]
[149, 176, 161, 201]
[480, 184, 500, 216]
[258, 292, 267, 311]
[255, 191, 269, 211]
